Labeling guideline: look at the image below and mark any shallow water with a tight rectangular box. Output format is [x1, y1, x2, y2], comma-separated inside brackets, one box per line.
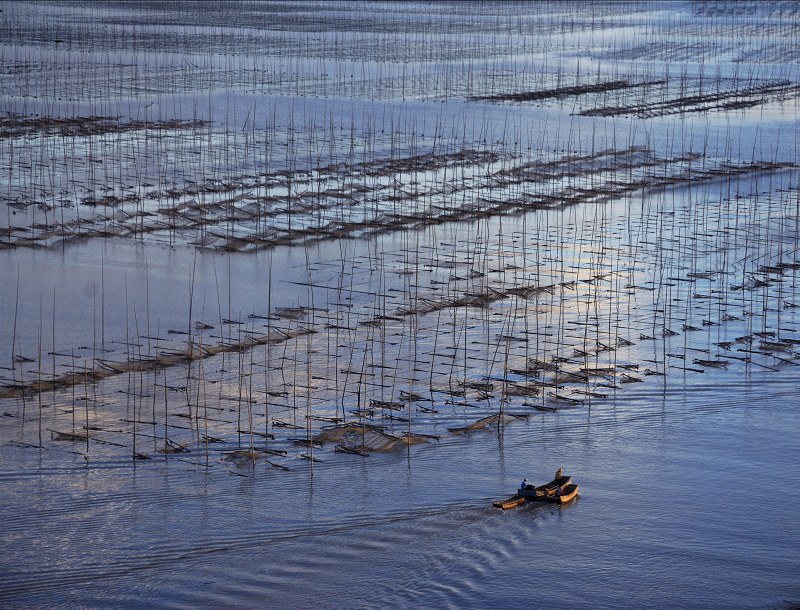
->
[1, 373, 798, 609]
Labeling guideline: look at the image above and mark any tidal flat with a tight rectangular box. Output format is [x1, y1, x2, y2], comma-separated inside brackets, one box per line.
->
[1, 2, 799, 608]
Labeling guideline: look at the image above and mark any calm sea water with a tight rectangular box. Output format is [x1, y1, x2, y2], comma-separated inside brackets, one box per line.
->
[2, 371, 798, 609]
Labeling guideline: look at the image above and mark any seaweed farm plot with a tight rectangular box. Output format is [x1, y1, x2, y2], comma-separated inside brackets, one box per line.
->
[0, 0, 798, 468]
[469, 76, 800, 117]
[2, 141, 794, 251]
[577, 79, 800, 118]
[2, 167, 799, 469]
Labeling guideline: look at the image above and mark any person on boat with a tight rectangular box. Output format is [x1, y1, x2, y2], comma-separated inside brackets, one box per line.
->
[520, 478, 528, 490]
[555, 466, 563, 480]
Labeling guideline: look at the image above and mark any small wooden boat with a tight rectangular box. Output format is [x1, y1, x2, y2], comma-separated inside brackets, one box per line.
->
[493, 495, 526, 510]
[519, 475, 572, 501]
[493, 474, 573, 509]
[548, 483, 579, 504]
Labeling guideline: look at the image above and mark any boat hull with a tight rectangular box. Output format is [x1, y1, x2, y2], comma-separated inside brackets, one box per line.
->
[519, 475, 572, 501]
[547, 483, 579, 504]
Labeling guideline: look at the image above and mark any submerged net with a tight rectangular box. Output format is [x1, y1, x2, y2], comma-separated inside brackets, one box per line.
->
[313, 423, 406, 453]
